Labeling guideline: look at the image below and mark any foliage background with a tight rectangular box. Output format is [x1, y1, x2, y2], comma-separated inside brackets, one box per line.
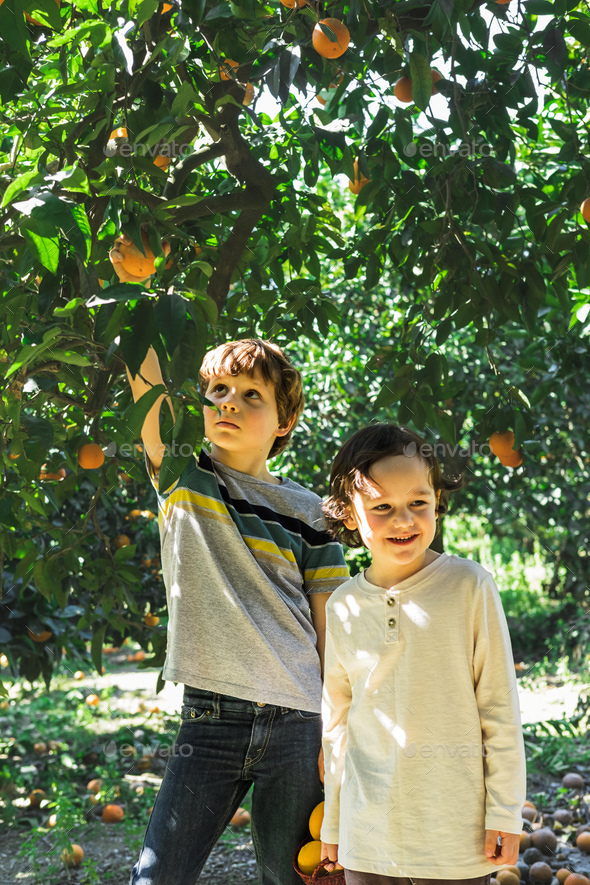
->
[1, 0, 589, 687]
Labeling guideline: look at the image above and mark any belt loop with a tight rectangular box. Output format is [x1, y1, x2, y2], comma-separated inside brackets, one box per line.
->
[212, 693, 221, 719]
[280, 706, 290, 715]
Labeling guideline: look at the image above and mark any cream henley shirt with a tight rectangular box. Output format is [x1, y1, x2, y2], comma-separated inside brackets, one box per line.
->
[321, 553, 526, 879]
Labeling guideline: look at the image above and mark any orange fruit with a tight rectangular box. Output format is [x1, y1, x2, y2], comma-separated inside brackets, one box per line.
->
[489, 430, 515, 456]
[349, 158, 370, 195]
[144, 614, 160, 627]
[220, 59, 239, 80]
[118, 230, 171, 279]
[162, 1, 172, 10]
[102, 804, 125, 823]
[312, 19, 350, 59]
[394, 76, 413, 103]
[431, 70, 443, 92]
[74, 670, 85, 680]
[78, 442, 105, 470]
[34, 742, 47, 754]
[523, 800, 536, 809]
[109, 127, 128, 140]
[29, 789, 46, 807]
[496, 872, 519, 885]
[113, 534, 131, 549]
[557, 873, 572, 885]
[564, 877, 590, 885]
[61, 844, 84, 866]
[87, 778, 103, 794]
[581, 199, 590, 222]
[47, 813, 57, 827]
[230, 807, 251, 826]
[499, 868, 523, 880]
[522, 805, 536, 821]
[520, 832, 532, 851]
[242, 82, 255, 106]
[280, 0, 306, 6]
[298, 841, 322, 875]
[39, 466, 65, 481]
[85, 694, 100, 706]
[25, 0, 59, 25]
[498, 449, 522, 468]
[154, 153, 170, 170]
[495, 0, 511, 4]
[308, 801, 324, 840]
[134, 649, 146, 661]
[27, 627, 52, 642]
[577, 832, 590, 853]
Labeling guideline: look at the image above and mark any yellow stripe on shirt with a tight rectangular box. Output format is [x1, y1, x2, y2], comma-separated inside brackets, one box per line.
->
[305, 566, 350, 582]
[244, 536, 297, 564]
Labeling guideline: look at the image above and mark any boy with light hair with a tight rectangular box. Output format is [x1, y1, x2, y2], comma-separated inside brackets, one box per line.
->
[110, 236, 349, 885]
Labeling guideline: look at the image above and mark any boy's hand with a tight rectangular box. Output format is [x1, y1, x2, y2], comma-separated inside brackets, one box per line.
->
[109, 234, 152, 285]
[321, 842, 343, 873]
[485, 831, 520, 865]
[318, 747, 324, 784]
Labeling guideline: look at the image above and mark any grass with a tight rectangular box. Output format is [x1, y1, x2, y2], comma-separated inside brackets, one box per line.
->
[0, 653, 253, 882]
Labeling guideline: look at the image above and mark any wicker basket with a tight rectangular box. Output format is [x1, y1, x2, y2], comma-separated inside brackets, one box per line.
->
[293, 841, 346, 883]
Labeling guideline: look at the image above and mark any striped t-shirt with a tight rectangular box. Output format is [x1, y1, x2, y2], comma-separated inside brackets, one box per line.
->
[150, 448, 349, 711]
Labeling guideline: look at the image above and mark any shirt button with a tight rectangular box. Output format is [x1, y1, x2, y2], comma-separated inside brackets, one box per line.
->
[257, 702, 266, 707]
[387, 597, 395, 606]
[388, 617, 397, 628]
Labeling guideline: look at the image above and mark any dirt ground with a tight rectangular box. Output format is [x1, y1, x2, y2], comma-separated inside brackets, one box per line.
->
[0, 667, 586, 885]
[0, 823, 259, 884]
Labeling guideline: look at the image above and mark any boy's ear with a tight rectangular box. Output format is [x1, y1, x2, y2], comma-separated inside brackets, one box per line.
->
[275, 413, 297, 438]
[343, 507, 358, 531]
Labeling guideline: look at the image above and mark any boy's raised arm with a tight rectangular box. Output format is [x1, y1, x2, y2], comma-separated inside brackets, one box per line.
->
[126, 348, 171, 473]
[110, 236, 173, 473]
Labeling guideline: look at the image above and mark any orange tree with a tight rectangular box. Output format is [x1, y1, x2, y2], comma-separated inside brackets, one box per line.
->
[1, 0, 589, 688]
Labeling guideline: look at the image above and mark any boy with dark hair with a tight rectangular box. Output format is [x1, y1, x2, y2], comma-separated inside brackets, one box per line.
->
[110, 238, 349, 885]
[320, 423, 525, 885]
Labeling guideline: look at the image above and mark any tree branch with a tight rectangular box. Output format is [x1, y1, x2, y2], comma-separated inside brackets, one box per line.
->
[164, 140, 227, 199]
[207, 207, 265, 309]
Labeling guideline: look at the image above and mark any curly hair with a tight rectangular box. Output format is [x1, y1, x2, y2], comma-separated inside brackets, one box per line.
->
[199, 339, 304, 459]
[323, 423, 463, 548]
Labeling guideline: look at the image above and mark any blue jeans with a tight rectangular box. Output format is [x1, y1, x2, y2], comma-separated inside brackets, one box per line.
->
[130, 687, 324, 885]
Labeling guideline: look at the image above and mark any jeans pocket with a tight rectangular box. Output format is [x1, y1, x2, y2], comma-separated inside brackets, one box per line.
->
[293, 709, 321, 721]
[180, 703, 212, 722]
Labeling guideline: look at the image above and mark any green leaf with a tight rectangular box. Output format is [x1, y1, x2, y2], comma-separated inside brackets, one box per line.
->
[159, 409, 202, 492]
[44, 349, 92, 366]
[120, 300, 158, 377]
[170, 81, 199, 117]
[155, 292, 188, 356]
[409, 52, 432, 111]
[33, 557, 62, 602]
[130, 0, 158, 26]
[1, 170, 40, 209]
[125, 385, 167, 438]
[21, 228, 60, 274]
